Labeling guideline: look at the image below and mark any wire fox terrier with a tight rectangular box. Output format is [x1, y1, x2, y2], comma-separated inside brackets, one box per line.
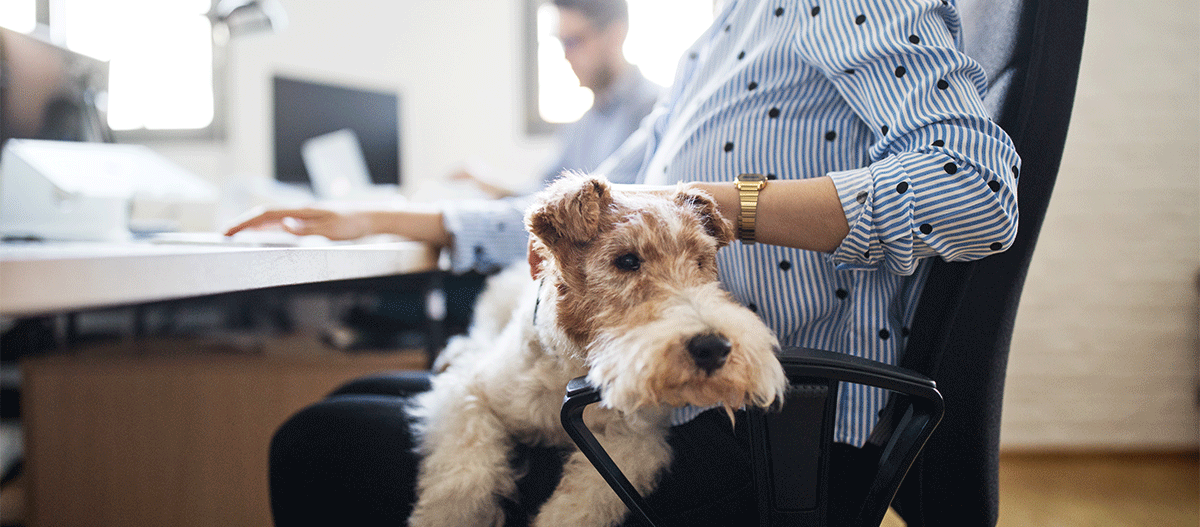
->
[408, 173, 787, 527]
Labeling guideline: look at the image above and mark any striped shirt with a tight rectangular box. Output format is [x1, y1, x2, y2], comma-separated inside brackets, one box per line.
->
[443, 0, 1019, 446]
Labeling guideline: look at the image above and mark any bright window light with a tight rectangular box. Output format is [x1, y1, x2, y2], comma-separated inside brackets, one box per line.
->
[0, 0, 37, 33]
[62, 0, 214, 131]
[537, 0, 713, 124]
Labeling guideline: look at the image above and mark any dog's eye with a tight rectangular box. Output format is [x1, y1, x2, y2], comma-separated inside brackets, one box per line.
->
[614, 253, 641, 272]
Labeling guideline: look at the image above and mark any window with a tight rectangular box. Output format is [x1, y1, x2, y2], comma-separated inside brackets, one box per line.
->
[525, 0, 714, 133]
[0, 1, 35, 33]
[0, 0, 221, 139]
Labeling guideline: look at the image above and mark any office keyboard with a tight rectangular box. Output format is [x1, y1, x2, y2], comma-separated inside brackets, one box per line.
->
[145, 231, 324, 247]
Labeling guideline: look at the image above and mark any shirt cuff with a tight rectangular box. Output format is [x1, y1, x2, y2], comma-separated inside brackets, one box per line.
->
[827, 160, 920, 275]
[440, 197, 533, 275]
[827, 167, 877, 270]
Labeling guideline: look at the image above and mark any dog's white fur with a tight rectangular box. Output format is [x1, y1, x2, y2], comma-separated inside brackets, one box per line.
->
[409, 174, 786, 527]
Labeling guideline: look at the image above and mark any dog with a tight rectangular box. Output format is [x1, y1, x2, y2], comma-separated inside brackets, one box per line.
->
[408, 173, 787, 527]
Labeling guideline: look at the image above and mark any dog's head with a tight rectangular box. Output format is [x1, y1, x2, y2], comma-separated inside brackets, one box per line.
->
[525, 173, 785, 413]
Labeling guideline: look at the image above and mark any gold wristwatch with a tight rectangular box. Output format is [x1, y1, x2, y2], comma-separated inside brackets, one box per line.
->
[734, 173, 768, 244]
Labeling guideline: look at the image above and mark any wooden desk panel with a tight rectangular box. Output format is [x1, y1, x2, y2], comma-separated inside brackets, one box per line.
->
[22, 337, 426, 527]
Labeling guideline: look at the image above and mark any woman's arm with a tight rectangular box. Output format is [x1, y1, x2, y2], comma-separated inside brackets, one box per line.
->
[686, 177, 850, 254]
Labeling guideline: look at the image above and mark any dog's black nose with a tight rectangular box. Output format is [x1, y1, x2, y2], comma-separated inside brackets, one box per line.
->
[687, 333, 731, 374]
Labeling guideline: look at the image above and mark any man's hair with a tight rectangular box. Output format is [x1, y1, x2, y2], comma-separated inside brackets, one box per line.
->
[551, 0, 629, 29]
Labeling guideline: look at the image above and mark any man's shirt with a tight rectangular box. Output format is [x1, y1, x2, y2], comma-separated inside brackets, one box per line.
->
[442, 66, 661, 273]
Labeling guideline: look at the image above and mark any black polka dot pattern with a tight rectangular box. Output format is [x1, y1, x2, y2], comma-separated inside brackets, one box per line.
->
[937, 79, 950, 90]
[724, 142, 734, 152]
[768, 107, 781, 118]
[919, 223, 933, 235]
[775, 7, 785, 16]
[747, 303, 758, 313]
[879, 329, 891, 340]
[737, 51, 745, 60]
[880, 125, 889, 135]
[943, 162, 958, 174]
[856, 191, 869, 204]
[835, 288, 849, 299]
[747, 81, 759, 90]
[909, 35, 921, 44]
[990, 242, 1003, 251]
[895, 66, 907, 78]
[779, 260, 792, 271]
[1011, 165, 1019, 178]
[766, 174, 778, 180]
[932, 139, 945, 147]
[811, 6, 820, 16]
[988, 181, 1002, 192]
[825, 130, 837, 141]
[896, 181, 909, 194]
[855, 14, 867, 24]
[844, 68, 856, 75]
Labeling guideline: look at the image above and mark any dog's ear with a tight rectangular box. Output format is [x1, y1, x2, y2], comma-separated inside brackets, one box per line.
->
[525, 172, 613, 251]
[527, 238, 546, 279]
[675, 187, 735, 247]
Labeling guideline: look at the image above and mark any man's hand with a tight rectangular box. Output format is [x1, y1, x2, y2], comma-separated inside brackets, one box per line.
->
[224, 204, 451, 247]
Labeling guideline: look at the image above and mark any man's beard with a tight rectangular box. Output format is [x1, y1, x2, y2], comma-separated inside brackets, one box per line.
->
[587, 63, 616, 94]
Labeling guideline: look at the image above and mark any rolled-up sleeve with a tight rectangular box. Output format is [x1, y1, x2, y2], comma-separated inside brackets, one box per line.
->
[440, 196, 535, 275]
[798, 0, 1020, 275]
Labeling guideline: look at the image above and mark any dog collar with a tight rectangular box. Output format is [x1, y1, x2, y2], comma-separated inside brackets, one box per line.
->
[532, 277, 544, 325]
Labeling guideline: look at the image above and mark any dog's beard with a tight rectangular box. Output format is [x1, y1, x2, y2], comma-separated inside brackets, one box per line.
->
[583, 284, 785, 414]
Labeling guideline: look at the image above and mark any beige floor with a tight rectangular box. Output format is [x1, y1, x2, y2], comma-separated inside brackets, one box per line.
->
[882, 452, 1199, 527]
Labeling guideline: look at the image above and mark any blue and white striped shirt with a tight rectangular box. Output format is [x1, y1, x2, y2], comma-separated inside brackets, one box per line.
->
[442, 0, 1019, 446]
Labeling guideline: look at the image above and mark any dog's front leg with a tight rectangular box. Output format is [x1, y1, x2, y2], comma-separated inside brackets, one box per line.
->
[532, 428, 672, 527]
[408, 394, 517, 527]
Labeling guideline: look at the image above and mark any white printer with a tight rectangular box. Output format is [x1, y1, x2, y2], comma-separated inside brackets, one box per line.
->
[0, 139, 218, 241]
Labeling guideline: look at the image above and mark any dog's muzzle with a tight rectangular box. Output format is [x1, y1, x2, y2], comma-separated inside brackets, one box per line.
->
[687, 333, 732, 374]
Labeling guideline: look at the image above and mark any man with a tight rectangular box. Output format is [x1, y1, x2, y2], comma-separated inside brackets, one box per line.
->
[453, 0, 662, 198]
[230, 0, 660, 275]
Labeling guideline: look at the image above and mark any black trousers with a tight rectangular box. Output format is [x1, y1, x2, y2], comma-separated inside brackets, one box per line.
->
[269, 372, 870, 527]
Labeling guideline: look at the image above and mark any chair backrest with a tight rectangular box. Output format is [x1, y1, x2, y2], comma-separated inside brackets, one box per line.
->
[893, 0, 1088, 524]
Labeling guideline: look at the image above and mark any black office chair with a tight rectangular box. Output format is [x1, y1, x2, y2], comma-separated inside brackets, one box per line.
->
[560, 1, 1089, 526]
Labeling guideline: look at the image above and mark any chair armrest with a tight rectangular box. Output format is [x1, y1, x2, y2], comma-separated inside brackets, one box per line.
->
[560, 348, 944, 527]
[561, 377, 665, 527]
[774, 347, 944, 526]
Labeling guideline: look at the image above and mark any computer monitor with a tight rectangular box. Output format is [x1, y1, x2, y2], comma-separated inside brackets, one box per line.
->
[272, 75, 401, 188]
[0, 27, 112, 147]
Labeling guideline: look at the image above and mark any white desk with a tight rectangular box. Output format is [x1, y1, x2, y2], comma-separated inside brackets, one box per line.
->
[0, 239, 440, 317]
[5, 239, 442, 527]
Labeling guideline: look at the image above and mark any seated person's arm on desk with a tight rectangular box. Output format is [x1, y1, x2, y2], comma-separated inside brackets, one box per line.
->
[224, 204, 450, 247]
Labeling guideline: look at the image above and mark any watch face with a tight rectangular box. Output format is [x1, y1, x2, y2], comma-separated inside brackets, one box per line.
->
[739, 173, 766, 183]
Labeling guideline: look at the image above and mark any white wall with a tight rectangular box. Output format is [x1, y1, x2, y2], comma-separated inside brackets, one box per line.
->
[1000, 0, 1200, 450]
[135, 0, 1199, 450]
[153, 0, 556, 202]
